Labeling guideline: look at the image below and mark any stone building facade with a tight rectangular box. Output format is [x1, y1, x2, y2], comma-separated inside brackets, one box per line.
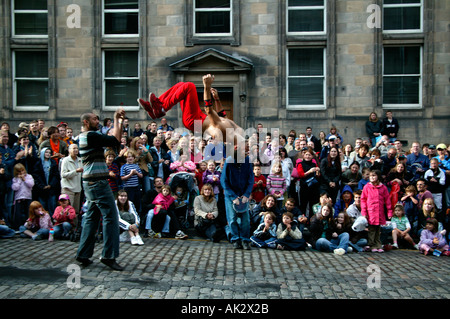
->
[0, 0, 448, 146]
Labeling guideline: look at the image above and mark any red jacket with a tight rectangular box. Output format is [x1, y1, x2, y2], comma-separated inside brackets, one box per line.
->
[52, 205, 77, 226]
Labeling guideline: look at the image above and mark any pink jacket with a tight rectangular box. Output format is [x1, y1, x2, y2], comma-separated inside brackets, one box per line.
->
[360, 182, 393, 226]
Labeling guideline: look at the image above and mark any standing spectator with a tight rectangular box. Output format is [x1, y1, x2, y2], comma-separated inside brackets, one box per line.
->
[129, 136, 154, 193]
[39, 126, 68, 165]
[365, 112, 383, 147]
[361, 170, 393, 252]
[158, 118, 174, 132]
[220, 145, 254, 250]
[149, 136, 172, 182]
[145, 121, 158, 148]
[1, 122, 18, 148]
[13, 134, 38, 173]
[11, 163, 35, 229]
[320, 146, 342, 205]
[60, 143, 83, 214]
[0, 131, 15, 227]
[297, 147, 321, 217]
[28, 120, 41, 148]
[101, 118, 113, 135]
[132, 123, 144, 137]
[381, 111, 400, 142]
[120, 150, 143, 214]
[32, 148, 61, 216]
[76, 108, 126, 271]
[105, 150, 121, 196]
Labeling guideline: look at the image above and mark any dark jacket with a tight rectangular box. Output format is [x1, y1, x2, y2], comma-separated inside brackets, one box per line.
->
[31, 158, 61, 198]
[220, 156, 254, 199]
[365, 120, 382, 138]
[309, 212, 333, 248]
[381, 117, 399, 137]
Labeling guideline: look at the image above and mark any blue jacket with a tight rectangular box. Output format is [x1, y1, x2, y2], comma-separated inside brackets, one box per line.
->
[334, 185, 354, 217]
[220, 156, 254, 199]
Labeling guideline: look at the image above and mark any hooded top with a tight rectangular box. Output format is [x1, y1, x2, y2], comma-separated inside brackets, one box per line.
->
[333, 185, 354, 217]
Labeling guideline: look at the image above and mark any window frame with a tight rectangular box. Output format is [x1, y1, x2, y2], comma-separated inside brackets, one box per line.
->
[12, 50, 49, 111]
[382, 45, 422, 109]
[286, 0, 327, 36]
[382, 0, 423, 34]
[102, 50, 140, 111]
[286, 47, 327, 110]
[11, 0, 48, 38]
[193, 0, 233, 37]
[102, 0, 139, 38]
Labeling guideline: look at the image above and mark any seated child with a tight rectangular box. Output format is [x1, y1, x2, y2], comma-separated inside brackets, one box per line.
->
[391, 204, 418, 249]
[146, 185, 173, 238]
[312, 192, 335, 218]
[250, 212, 277, 249]
[418, 218, 449, 256]
[52, 194, 77, 239]
[276, 212, 306, 251]
[280, 198, 306, 231]
[19, 201, 53, 240]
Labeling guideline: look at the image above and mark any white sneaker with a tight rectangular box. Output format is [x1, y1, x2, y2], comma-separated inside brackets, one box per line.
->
[135, 235, 144, 246]
[392, 243, 399, 249]
[414, 244, 419, 250]
[334, 248, 346, 255]
[130, 236, 138, 245]
[175, 230, 188, 239]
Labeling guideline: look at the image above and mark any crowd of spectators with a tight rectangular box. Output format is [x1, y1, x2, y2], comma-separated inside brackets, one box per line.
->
[0, 111, 449, 256]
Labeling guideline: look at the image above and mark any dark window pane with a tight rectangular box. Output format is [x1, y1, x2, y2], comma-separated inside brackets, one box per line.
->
[288, 9, 324, 32]
[14, 0, 47, 10]
[16, 51, 48, 78]
[105, 12, 138, 34]
[195, 11, 230, 33]
[14, 13, 47, 35]
[105, 0, 138, 10]
[105, 80, 139, 106]
[384, 0, 420, 4]
[383, 76, 419, 104]
[384, 47, 420, 75]
[105, 51, 138, 77]
[289, 78, 324, 105]
[195, 0, 230, 9]
[288, 0, 324, 6]
[384, 7, 420, 30]
[289, 49, 323, 76]
[16, 80, 48, 106]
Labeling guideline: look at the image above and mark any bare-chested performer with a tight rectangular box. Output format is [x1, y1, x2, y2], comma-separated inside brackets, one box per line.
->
[138, 74, 243, 144]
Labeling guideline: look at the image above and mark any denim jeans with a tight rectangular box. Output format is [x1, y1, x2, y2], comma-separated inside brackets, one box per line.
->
[316, 232, 350, 252]
[0, 225, 15, 238]
[53, 222, 73, 238]
[76, 179, 120, 260]
[145, 209, 171, 233]
[19, 225, 49, 239]
[224, 195, 250, 243]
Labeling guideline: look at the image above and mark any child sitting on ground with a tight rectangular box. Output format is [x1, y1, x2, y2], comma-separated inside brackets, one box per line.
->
[19, 201, 53, 240]
[146, 185, 173, 238]
[391, 203, 418, 250]
[250, 212, 277, 249]
[276, 212, 306, 251]
[418, 218, 449, 256]
[52, 194, 77, 240]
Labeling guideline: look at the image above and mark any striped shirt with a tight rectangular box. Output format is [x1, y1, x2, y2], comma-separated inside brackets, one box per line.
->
[120, 163, 142, 188]
[266, 174, 287, 197]
[79, 131, 120, 182]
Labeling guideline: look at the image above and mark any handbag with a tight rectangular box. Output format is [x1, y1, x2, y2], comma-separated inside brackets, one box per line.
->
[305, 176, 318, 187]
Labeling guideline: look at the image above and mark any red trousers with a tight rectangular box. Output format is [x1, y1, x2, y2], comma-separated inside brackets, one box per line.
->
[158, 82, 206, 131]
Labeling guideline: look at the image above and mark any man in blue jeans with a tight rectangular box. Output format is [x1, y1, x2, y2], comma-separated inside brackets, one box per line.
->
[221, 145, 254, 250]
[76, 108, 126, 271]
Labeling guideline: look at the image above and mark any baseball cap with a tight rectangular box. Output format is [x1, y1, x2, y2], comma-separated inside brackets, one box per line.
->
[59, 194, 70, 201]
[436, 143, 447, 150]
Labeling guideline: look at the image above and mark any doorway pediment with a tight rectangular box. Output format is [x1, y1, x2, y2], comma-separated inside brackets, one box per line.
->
[169, 48, 253, 73]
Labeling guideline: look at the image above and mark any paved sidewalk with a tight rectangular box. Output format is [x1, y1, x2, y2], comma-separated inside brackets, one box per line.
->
[0, 236, 449, 301]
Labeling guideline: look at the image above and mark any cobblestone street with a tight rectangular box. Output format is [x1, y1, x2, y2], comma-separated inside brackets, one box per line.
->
[1, 236, 449, 304]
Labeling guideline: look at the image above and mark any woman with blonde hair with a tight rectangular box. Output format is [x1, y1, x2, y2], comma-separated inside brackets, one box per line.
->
[193, 183, 222, 242]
